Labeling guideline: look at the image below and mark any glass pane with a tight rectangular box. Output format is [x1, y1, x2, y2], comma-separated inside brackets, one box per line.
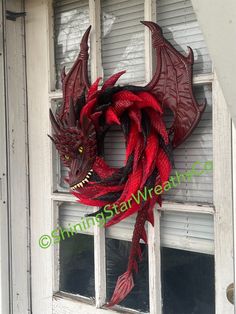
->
[161, 247, 215, 314]
[160, 211, 214, 254]
[106, 238, 149, 312]
[51, 99, 70, 191]
[59, 160, 69, 190]
[60, 233, 95, 299]
[163, 84, 213, 204]
[104, 125, 126, 168]
[59, 202, 95, 235]
[156, 0, 212, 75]
[105, 213, 137, 242]
[54, 0, 90, 89]
[101, 0, 145, 84]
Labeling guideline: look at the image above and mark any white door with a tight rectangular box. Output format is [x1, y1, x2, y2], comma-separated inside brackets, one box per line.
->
[25, 0, 234, 313]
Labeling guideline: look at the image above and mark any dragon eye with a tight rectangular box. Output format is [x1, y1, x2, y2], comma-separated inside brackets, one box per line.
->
[78, 146, 84, 154]
[64, 155, 70, 160]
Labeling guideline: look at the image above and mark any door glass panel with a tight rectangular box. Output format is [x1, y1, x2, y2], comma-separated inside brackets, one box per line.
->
[60, 233, 95, 299]
[51, 99, 70, 192]
[101, 0, 145, 84]
[106, 238, 149, 312]
[104, 125, 126, 168]
[160, 211, 214, 254]
[54, 0, 90, 89]
[161, 247, 215, 314]
[156, 0, 212, 75]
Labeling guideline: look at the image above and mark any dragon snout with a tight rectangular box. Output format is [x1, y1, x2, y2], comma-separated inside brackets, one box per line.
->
[69, 159, 94, 190]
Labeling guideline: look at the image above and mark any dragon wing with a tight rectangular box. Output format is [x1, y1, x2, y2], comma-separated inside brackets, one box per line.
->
[58, 25, 91, 120]
[142, 21, 205, 148]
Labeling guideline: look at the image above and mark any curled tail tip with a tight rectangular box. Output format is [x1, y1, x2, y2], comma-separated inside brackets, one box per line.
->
[107, 271, 134, 307]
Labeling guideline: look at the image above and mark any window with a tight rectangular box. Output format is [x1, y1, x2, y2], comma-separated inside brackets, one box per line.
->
[52, 0, 215, 312]
[26, 0, 234, 313]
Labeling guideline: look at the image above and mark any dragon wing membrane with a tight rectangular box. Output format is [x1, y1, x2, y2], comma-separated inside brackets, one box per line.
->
[58, 25, 91, 120]
[142, 21, 206, 148]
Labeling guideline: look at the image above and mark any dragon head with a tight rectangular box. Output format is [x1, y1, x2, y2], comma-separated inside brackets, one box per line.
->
[49, 100, 97, 190]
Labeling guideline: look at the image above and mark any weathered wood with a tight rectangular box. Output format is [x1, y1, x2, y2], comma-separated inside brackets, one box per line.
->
[232, 121, 236, 311]
[25, 0, 54, 313]
[213, 74, 234, 313]
[148, 209, 162, 314]
[0, 1, 10, 313]
[89, 0, 103, 82]
[4, 0, 30, 313]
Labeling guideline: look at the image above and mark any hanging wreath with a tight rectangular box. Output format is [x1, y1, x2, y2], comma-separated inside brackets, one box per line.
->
[49, 21, 205, 306]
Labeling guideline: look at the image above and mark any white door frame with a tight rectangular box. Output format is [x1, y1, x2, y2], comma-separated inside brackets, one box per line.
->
[0, 0, 31, 313]
[0, 1, 10, 313]
[212, 77, 234, 313]
[233, 122, 236, 312]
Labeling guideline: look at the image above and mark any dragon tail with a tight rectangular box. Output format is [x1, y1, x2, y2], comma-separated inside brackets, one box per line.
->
[107, 204, 149, 307]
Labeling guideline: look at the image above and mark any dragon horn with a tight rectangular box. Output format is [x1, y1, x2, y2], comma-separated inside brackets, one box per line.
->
[59, 25, 92, 120]
[77, 25, 91, 89]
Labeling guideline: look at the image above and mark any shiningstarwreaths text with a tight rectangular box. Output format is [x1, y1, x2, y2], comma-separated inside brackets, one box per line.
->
[38, 160, 213, 249]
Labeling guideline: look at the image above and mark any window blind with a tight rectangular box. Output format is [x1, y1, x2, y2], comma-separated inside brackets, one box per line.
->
[160, 210, 214, 254]
[101, 0, 145, 84]
[59, 203, 214, 254]
[156, 0, 212, 75]
[106, 210, 214, 255]
[59, 202, 94, 235]
[54, 0, 90, 88]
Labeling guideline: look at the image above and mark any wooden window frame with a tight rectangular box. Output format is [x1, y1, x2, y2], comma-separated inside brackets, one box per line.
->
[25, 0, 234, 313]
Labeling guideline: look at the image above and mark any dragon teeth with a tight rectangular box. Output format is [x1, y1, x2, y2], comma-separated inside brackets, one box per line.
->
[71, 169, 94, 190]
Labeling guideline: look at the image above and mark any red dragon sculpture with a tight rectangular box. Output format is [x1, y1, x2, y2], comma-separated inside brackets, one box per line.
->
[49, 22, 205, 306]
